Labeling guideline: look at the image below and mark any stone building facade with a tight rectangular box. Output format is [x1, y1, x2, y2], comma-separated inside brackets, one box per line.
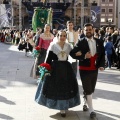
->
[0, 0, 117, 29]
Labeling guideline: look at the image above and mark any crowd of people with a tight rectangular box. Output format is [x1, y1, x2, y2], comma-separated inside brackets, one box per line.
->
[0, 22, 120, 119]
[0, 23, 120, 70]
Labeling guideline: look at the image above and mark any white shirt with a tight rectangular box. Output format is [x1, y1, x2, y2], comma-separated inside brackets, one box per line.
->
[87, 38, 96, 56]
[68, 31, 74, 42]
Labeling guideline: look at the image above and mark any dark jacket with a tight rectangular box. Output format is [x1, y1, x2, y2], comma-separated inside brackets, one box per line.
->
[70, 37, 105, 68]
[114, 38, 120, 54]
[24, 42, 33, 52]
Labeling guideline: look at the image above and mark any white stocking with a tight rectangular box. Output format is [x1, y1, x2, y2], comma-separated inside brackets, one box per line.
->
[86, 94, 94, 113]
[60, 110, 66, 113]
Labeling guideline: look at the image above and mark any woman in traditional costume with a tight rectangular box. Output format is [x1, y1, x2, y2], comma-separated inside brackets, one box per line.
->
[35, 30, 80, 117]
[30, 24, 54, 79]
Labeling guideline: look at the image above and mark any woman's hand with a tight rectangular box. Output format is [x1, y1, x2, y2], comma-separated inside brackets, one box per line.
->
[75, 51, 82, 56]
[85, 52, 92, 58]
[99, 67, 104, 71]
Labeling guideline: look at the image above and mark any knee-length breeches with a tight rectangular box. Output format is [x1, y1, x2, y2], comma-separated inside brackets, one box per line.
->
[79, 70, 98, 95]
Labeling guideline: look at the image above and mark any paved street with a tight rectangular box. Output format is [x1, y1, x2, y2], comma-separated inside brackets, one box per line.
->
[0, 42, 120, 120]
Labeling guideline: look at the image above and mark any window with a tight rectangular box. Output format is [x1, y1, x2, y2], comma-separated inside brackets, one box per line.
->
[2, 0, 9, 4]
[108, 18, 113, 22]
[101, 18, 105, 22]
[109, 0, 113, 2]
[84, 0, 88, 7]
[102, 0, 105, 2]
[109, 9, 113, 13]
[101, 9, 105, 13]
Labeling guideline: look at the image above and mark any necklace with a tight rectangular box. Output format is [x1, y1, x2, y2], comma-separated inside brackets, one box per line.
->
[61, 51, 66, 57]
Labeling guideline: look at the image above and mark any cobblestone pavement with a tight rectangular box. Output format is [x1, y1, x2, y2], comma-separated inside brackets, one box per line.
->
[0, 42, 120, 120]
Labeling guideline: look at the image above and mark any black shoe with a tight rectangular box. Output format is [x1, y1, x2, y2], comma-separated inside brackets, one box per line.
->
[83, 105, 88, 111]
[60, 113, 66, 117]
[90, 112, 96, 118]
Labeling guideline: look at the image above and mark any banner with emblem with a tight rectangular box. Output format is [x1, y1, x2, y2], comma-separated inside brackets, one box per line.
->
[91, 6, 101, 28]
[0, 4, 12, 28]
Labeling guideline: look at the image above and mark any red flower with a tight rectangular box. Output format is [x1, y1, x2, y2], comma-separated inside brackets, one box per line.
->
[39, 63, 51, 71]
[35, 46, 40, 50]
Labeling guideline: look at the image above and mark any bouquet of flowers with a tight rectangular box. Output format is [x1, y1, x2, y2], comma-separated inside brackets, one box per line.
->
[37, 63, 51, 82]
[32, 46, 40, 58]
